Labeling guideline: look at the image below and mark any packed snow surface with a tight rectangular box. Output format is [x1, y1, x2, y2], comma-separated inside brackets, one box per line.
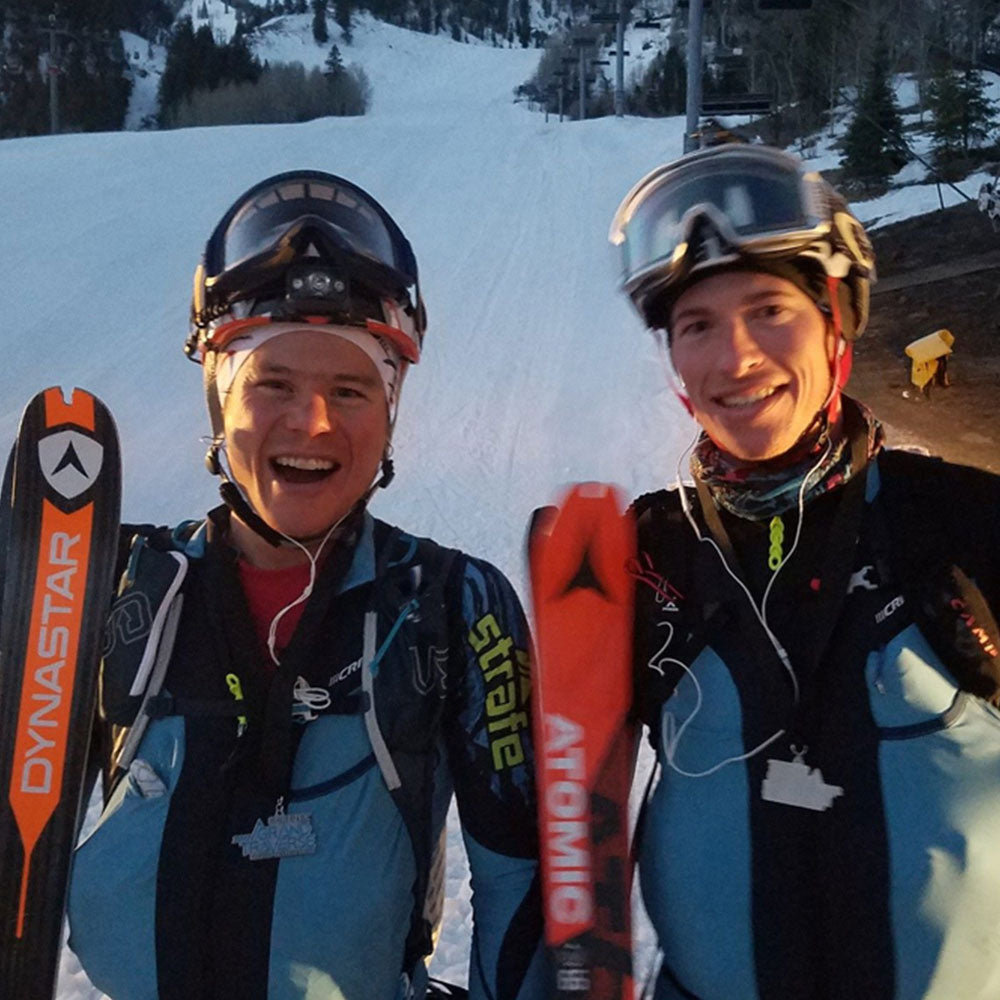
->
[0, 14, 973, 999]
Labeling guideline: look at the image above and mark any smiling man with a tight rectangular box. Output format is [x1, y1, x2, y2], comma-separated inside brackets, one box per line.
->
[610, 145, 1000, 1000]
[66, 172, 545, 1000]
[667, 270, 837, 462]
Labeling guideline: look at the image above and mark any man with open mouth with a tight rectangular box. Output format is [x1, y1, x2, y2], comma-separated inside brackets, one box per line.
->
[67, 171, 546, 1000]
[610, 145, 1000, 1000]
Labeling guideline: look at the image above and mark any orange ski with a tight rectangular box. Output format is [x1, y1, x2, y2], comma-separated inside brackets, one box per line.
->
[0, 387, 120, 999]
[529, 483, 636, 1000]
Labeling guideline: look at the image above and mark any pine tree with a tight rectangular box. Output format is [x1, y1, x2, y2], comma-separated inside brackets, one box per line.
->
[324, 42, 343, 79]
[158, 17, 261, 125]
[312, 0, 329, 43]
[841, 32, 908, 187]
[334, 0, 352, 43]
[516, 0, 530, 47]
[927, 64, 996, 176]
[957, 68, 996, 152]
[927, 64, 964, 170]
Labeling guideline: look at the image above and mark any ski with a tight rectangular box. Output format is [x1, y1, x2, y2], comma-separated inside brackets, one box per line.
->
[0, 387, 121, 1000]
[528, 483, 636, 1000]
[0, 446, 14, 626]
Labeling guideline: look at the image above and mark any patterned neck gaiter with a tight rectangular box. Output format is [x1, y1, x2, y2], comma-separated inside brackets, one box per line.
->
[691, 396, 885, 521]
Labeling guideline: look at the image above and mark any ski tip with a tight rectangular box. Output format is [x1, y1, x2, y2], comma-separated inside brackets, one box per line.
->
[528, 504, 558, 542]
[573, 481, 621, 501]
[41, 387, 96, 431]
[556, 482, 630, 525]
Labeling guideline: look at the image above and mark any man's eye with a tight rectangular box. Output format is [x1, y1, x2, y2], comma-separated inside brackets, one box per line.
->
[676, 320, 708, 338]
[755, 303, 788, 321]
[333, 385, 367, 400]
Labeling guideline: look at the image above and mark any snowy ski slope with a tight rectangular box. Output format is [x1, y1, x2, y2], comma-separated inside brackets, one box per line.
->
[0, 13, 981, 997]
[0, 18, 676, 996]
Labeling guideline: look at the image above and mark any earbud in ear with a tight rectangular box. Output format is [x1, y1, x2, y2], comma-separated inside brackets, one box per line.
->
[205, 442, 221, 476]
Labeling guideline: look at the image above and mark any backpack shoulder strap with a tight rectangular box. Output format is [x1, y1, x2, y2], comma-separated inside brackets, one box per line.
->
[629, 488, 708, 736]
[101, 527, 191, 784]
[876, 450, 1000, 701]
[365, 524, 461, 979]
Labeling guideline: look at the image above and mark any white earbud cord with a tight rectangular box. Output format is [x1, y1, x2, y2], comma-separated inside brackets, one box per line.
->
[264, 518, 345, 668]
[212, 440, 352, 668]
[658, 362, 836, 779]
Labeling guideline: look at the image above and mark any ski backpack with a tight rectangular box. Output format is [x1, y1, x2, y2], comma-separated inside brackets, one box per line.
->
[96, 515, 462, 989]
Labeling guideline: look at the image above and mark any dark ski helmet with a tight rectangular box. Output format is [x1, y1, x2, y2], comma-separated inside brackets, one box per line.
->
[187, 171, 426, 544]
[187, 169, 425, 368]
[609, 145, 876, 340]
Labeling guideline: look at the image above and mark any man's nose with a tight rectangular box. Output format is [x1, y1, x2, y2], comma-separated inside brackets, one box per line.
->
[717, 316, 764, 377]
[289, 392, 333, 435]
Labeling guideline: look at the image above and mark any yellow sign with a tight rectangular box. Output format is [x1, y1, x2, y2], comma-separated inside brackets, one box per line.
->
[905, 329, 954, 390]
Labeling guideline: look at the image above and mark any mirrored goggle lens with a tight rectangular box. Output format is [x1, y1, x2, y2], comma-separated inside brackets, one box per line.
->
[218, 177, 415, 282]
[620, 160, 813, 279]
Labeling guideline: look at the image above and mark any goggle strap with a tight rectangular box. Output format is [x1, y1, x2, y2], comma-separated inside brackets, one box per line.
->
[204, 316, 275, 355]
[366, 317, 420, 363]
[205, 313, 419, 366]
[825, 274, 843, 338]
[203, 347, 226, 442]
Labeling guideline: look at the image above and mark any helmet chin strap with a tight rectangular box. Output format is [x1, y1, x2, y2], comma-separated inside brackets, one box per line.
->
[824, 275, 851, 429]
[653, 329, 695, 416]
[204, 440, 395, 550]
[770, 314, 846, 465]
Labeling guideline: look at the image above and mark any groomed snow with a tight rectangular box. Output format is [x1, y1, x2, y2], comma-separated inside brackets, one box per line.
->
[0, 13, 968, 998]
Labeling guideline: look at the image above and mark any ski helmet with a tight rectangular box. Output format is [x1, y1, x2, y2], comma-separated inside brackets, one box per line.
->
[187, 171, 425, 542]
[188, 170, 424, 360]
[188, 170, 425, 440]
[609, 145, 876, 340]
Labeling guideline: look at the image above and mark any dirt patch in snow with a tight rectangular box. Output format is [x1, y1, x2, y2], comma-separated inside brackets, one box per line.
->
[851, 200, 1000, 473]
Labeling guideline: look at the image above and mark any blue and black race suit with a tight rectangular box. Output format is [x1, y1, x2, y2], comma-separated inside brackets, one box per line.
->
[632, 445, 1000, 1000]
[68, 508, 546, 1000]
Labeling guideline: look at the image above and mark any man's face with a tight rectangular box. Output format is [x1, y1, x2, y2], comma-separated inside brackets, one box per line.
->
[223, 329, 389, 560]
[669, 270, 837, 461]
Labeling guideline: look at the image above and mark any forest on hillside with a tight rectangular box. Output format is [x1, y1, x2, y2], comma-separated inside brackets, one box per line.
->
[3, 0, 1000, 189]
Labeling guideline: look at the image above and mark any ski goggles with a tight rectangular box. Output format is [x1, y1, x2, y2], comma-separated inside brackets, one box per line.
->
[609, 146, 832, 300]
[191, 171, 424, 360]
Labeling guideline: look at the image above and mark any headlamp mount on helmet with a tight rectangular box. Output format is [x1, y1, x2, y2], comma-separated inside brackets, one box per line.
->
[187, 171, 425, 364]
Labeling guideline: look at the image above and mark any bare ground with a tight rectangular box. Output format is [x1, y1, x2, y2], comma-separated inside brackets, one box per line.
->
[852, 200, 1000, 474]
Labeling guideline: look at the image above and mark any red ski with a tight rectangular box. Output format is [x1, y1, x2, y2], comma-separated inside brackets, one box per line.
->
[529, 483, 636, 1000]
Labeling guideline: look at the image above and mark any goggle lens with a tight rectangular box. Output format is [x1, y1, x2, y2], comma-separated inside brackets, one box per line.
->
[216, 175, 415, 282]
[616, 152, 820, 283]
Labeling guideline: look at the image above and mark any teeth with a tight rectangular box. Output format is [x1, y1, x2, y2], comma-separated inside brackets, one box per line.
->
[718, 387, 779, 408]
[274, 456, 335, 471]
